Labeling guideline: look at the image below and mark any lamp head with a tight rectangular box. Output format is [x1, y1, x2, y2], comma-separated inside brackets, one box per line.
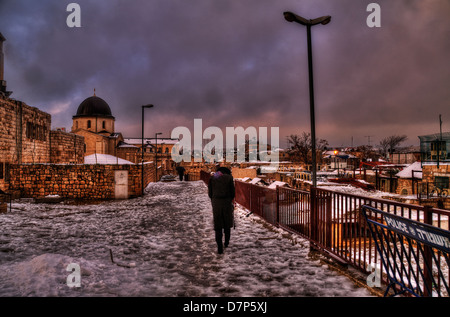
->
[283, 11, 309, 25]
[283, 11, 296, 22]
[284, 12, 331, 26]
[313, 16, 331, 25]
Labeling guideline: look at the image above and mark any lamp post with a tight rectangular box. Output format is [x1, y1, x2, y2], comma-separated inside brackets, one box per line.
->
[283, 11, 331, 187]
[155, 132, 162, 182]
[334, 149, 339, 177]
[141, 104, 154, 196]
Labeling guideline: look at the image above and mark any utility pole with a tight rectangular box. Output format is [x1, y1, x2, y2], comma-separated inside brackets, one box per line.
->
[365, 135, 374, 147]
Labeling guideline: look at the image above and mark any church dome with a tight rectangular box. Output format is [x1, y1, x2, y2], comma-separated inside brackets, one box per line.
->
[74, 95, 114, 119]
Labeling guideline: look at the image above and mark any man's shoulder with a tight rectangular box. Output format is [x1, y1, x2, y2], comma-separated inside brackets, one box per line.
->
[211, 174, 233, 182]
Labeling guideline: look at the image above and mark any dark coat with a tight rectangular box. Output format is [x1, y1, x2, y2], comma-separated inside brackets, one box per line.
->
[208, 171, 235, 231]
[176, 166, 185, 175]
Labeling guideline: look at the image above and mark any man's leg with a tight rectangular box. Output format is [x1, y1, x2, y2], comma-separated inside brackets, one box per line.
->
[224, 228, 230, 248]
[215, 230, 223, 254]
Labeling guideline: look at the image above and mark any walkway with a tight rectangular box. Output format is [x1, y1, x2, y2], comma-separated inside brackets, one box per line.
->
[0, 181, 372, 297]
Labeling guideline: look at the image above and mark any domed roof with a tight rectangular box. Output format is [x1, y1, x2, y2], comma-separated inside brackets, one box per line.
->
[73, 95, 114, 119]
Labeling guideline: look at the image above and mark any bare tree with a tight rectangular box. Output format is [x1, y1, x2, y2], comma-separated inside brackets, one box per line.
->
[356, 145, 378, 162]
[286, 132, 328, 164]
[379, 135, 408, 157]
[379, 138, 390, 157]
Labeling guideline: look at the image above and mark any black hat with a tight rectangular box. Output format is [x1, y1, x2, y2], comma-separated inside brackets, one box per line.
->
[217, 167, 231, 175]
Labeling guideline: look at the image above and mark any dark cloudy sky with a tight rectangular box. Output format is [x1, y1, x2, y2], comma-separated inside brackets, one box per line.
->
[1, 0, 449, 148]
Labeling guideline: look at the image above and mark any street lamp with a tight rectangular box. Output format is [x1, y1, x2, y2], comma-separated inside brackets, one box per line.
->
[283, 11, 331, 187]
[155, 132, 162, 182]
[141, 104, 154, 195]
[333, 149, 339, 177]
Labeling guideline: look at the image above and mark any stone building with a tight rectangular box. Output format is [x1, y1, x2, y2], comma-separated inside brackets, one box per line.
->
[120, 137, 179, 180]
[0, 96, 85, 192]
[71, 93, 123, 156]
[419, 132, 450, 190]
[395, 161, 422, 196]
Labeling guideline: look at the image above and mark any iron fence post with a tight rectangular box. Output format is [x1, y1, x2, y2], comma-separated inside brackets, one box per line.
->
[423, 205, 434, 297]
[276, 186, 280, 226]
[326, 194, 332, 249]
[310, 186, 318, 250]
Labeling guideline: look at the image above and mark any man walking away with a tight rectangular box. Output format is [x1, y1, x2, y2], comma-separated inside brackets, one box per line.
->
[208, 166, 235, 254]
[176, 165, 185, 181]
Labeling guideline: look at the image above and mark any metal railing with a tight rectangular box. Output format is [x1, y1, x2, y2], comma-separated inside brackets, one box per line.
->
[417, 181, 449, 200]
[228, 177, 450, 296]
[277, 186, 311, 238]
[362, 205, 450, 297]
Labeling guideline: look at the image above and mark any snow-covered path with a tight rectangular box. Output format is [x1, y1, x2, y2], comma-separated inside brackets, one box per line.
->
[0, 181, 372, 297]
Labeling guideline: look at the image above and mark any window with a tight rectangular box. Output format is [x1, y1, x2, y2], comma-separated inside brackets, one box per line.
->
[102, 121, 106, 129]
[87, 120, 91, 129]
[26, 122, 47, 141]
[435, 176, 449, 190]
[0, 162, 3, 180]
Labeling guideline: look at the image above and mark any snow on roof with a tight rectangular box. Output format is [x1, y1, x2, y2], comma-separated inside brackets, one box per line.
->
[123, 138, 179, 145]
[117, 143, 138, 148]
[84, 154, 134, 165]
[395, 161, 422, 179]
[268, 181, 288, 189]
[249, 177, 262, 184]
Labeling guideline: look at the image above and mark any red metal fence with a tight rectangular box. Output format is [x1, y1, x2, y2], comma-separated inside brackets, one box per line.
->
[200, 170, 450, 296]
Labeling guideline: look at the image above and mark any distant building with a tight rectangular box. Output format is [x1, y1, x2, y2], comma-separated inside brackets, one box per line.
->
[419, 132, 450, 164]
[71, 93, 123, 156]
[395, 161, 422, 196]
[419, 132, 450, 196]
[389, 147, 420, 164]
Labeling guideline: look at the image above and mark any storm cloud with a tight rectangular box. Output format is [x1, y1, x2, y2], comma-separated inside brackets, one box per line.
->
[1, 0, 449, 148]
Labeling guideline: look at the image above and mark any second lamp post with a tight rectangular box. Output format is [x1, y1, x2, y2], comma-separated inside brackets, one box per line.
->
[283, 11, 331, 187]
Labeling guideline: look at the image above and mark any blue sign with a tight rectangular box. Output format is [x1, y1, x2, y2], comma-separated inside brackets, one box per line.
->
[382, 212, 450, 253]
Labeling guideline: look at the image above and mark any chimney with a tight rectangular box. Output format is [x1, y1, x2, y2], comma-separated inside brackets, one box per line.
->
[0, 32, 12, 97]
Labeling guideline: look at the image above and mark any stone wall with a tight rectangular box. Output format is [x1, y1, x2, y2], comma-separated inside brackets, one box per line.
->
[1, 97, 51, 191]
[50, 130, 85, 164]
[9, 163, 155, 200]
[231, 167, 257, 179]
[422, 164, 450, 184]
[396, 178, 414, 195]
[1, 96, 89, 192]
[0, 97, 51, 165]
